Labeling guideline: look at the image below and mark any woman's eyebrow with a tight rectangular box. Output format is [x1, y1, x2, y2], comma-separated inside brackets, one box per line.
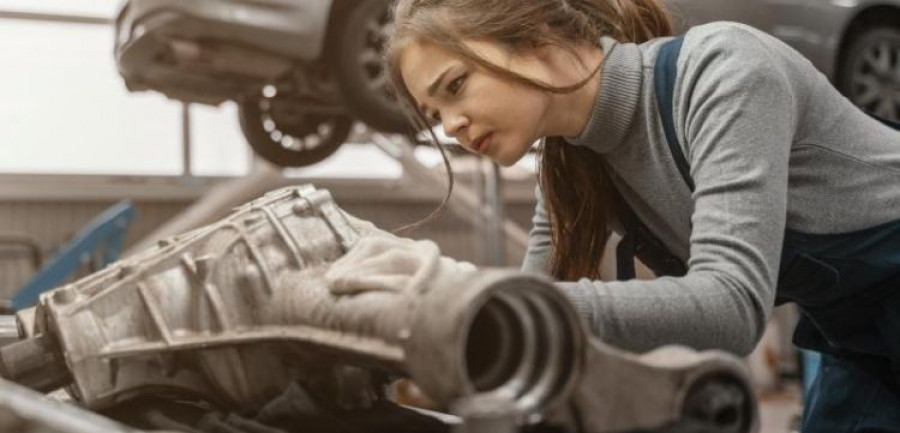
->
[418, 67, 453, 114]
[427, 68, 452, 96]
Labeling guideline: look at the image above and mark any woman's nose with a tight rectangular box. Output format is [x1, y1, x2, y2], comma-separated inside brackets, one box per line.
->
[442, 112, 469, 139]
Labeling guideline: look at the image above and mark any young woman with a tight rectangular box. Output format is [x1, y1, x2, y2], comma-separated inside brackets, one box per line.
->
[385, 0, 900, 430]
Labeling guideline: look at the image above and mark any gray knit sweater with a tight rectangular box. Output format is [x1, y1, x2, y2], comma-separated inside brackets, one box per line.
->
[521, 22, 900, 355]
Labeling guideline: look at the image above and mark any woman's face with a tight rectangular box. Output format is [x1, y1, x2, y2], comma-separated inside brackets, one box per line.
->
[399, 40, 554, 166]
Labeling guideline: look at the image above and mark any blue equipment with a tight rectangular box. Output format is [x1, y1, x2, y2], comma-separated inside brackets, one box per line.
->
[11, 201, 137, 310]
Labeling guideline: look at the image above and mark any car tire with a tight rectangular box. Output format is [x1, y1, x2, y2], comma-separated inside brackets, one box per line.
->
[838, 25, 900, 122]
[238, 97, 353, 167]
[328, 0, 410, 134]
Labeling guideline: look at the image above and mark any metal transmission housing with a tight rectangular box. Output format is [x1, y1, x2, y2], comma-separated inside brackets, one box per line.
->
[0, 185, 758, 433]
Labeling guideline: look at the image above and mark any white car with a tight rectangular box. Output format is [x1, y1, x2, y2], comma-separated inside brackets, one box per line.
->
[115, 0, 405, 167]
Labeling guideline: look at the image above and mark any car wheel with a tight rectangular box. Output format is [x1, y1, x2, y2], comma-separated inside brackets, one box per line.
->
[329, 0, 409, 133]
[839, 26, 900, 122]
[238, 92, 353, 167]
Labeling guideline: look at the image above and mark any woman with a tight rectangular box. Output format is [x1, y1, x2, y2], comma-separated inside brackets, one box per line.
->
[384, 0, 900, 430]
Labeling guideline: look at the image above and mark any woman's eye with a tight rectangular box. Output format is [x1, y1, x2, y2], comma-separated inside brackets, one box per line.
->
[448, 74, 466, 95]
[430, 111, 441, 123]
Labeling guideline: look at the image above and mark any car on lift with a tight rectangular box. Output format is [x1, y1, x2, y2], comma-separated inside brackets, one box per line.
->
[668, 0, 900, 122]
[114, 0, 405, 167]
[115, 0, 900, 168]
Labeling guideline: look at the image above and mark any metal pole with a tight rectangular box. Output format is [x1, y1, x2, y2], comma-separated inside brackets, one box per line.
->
[0, 11, 111, 26]
[485, 160, 506, 266]
[472, 156, 487, 264]
[182, 102, 192, 178]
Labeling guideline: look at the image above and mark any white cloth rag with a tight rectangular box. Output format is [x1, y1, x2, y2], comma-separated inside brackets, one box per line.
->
[326, 235, 476, 295]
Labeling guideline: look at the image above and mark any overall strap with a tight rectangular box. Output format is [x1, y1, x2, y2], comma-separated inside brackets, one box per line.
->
[873, 115, 900, 131]
[611, 181, 688, 279]
[654, 36, 900, 186]
[653, 37, 695, 192]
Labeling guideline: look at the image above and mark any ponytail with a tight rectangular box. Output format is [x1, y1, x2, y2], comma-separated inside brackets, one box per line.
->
[542, 0, 671, 280]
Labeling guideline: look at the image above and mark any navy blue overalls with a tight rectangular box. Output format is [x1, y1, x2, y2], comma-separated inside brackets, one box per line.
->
[613, 37, 900, 431]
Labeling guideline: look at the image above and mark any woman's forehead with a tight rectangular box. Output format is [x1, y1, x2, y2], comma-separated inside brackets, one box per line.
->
[399, 39, 512, 87]
[399, 41, 463, 98]
[400, 41, 461, 75]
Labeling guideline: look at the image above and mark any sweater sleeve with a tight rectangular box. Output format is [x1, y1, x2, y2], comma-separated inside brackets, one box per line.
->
[558, 25, 796, 355]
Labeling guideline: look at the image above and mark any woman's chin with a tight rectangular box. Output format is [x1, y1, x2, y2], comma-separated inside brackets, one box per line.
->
[494, 158, 516, 168]
[493, 143, 533, 167]
[493, 151, 526, 167]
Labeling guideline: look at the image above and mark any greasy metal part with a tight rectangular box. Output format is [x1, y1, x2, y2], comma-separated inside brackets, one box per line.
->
[566, 343, 759, 433]
[0, 186, 582, 417]
[406, 271, 585, 416]
[0, 185, 759, 433]
[14, 308, 37, 339]
[451, 394, 518, 433]
[0, 378, 137, 433]
[0, 334, 70, 394]
[681, 374, 754, 432]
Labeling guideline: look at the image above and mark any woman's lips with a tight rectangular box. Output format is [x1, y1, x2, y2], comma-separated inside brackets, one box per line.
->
[472, 132, 493, 155]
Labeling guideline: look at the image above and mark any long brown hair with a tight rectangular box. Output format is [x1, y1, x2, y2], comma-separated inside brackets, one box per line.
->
[385, 0, 672, 280]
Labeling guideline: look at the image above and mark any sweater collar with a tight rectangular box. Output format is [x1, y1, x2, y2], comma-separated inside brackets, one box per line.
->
[564, 37, 643, 153]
